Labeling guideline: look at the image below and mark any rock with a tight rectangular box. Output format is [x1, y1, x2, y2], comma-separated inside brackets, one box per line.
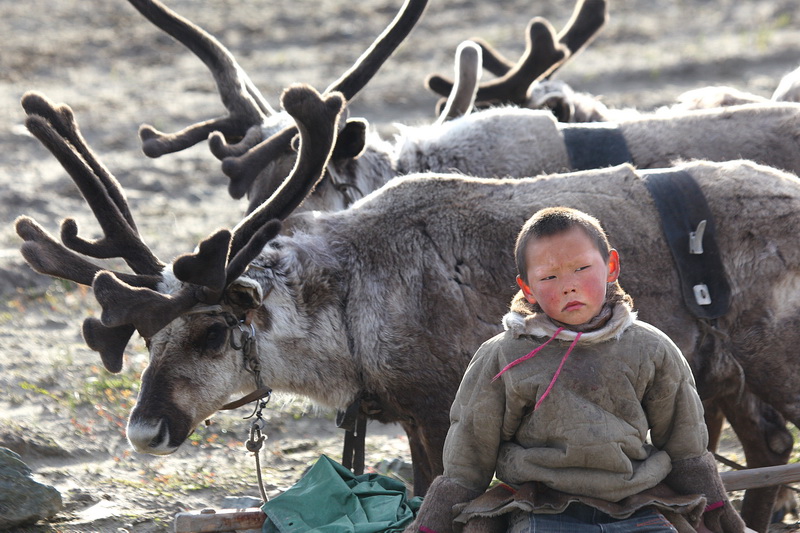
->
[0, 447, 63, 530]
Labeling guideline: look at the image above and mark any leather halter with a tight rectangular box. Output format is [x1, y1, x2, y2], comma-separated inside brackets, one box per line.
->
[215, 309, 272, 411]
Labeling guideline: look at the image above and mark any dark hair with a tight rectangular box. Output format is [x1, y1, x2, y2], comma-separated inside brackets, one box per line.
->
[515, 207, 611, 283]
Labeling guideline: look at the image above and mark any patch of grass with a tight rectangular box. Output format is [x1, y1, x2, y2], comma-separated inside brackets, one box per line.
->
[18, 362, 143, 437]
[788, 424, 800, 464]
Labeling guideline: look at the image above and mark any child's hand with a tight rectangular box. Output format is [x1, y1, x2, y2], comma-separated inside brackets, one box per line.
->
[695, 518, 714, 533]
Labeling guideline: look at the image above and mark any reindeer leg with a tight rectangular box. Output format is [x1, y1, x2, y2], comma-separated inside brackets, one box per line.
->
[703, 399, 725, 453]
[720, 392, 793, 533]
[400, 418, 449, 498]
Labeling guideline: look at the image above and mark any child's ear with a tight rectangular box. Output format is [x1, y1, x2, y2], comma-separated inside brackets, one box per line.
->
[607, 249, 621, 283]
[516, 275, 537, 305]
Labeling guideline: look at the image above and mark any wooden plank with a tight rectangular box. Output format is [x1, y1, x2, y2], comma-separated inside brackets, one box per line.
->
[173, 464, 800, 532]
[720, 463, 800, 492]
[174, 507, 266, 533]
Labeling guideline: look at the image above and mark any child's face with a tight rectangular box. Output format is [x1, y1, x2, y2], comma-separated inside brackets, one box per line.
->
[516, 227, 620, 325]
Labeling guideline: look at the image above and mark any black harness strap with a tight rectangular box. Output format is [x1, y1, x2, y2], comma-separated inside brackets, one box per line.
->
[640, 169, 731, 319]
[561, 123, 633, 171]
[336, 398, 367, 475]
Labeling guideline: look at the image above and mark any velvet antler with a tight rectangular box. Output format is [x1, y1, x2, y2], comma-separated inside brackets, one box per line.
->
[217, 0, 428, 207]
[95, 84, 344, 337]
[17, 85, 343, 371]
[434, 41, 483, 122]
[17, 91, 167, 371]
[427, 0, 607, 109]
[127, 0, 427, 207]
[126, 0, 272, 158]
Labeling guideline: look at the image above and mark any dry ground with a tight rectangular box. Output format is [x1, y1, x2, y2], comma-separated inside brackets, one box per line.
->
[1, 0, 800, 531]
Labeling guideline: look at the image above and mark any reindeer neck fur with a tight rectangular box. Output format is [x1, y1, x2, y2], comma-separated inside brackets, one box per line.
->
[243, 232, 360, 409]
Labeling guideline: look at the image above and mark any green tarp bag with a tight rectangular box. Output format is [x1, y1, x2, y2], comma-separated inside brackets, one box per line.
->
[262, 454, 421, 532]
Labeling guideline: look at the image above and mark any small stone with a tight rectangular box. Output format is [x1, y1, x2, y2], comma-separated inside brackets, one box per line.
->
[0, 447, 63, 530]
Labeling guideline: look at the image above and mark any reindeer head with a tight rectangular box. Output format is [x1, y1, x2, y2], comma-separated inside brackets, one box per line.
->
[17, 85, 346, 454]
[126, 0, 427, 213]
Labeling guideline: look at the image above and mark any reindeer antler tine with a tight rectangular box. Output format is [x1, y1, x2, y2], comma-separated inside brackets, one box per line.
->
[16, 216, 102, 286]
[93, 272, 200, 338]
[222, 126, 297, 200]
[326, 0, 429, 100]
[473, 18, 568, 106]
[554, 0, 607, 65]
[436, 41, 482, 122]
[425, 36, 513, 100]
[226, 220, 282, 286]
[127, 0, 270, 157]
[172, 229, 232, 301]
[231, 85, 345, 255]
[24, 111, 164, 276]
[82, 319, 135, 374]
[208, 126, 264, 160]
[138, 120, 233, 158]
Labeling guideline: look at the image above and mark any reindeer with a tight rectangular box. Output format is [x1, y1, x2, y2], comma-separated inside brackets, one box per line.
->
[17, 87, 800, 531]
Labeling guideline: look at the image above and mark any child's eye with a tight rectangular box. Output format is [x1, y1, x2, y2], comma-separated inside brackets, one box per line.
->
[576, 265, 591, 272]
[540, 275, 556, 281]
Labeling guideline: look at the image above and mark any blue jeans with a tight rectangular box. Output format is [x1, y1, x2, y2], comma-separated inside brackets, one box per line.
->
[507, 502, 678, 533]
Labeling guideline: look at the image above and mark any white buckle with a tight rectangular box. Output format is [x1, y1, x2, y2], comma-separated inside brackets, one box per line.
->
[693, 284, 712, 306]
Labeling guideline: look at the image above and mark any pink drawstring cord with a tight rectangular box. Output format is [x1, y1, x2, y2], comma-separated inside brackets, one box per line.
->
[492, 327, 583, 411]
[534, 332, 581, 411]
[492, 327, 565, 382]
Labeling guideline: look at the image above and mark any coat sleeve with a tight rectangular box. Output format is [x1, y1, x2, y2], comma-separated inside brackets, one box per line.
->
[642, 331, 709, 461]
[442, 336, 528, 493]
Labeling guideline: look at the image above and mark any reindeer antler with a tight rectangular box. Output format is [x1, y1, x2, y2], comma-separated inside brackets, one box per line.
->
[18, 92, 165, 281]
[128, 0, 427, 204]
[427, 0, 607, 109]
[95, 84, 344, 336]
[230, 85, 345, 254]
[17, 85, 344, 371]
[17, 91, 168, 371]
[126, 0, 272, 158]
[434, 41, 483, 122]
[217, 0, 428, 205]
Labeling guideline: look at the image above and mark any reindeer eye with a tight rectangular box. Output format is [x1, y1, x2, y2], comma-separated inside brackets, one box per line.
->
[203, 323, 228, 352]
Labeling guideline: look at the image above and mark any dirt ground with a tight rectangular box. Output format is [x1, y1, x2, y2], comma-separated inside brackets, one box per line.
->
[1, 0, 800, 531]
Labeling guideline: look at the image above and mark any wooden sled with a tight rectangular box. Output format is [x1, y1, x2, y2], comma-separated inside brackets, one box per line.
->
[174, 463, 800, 533]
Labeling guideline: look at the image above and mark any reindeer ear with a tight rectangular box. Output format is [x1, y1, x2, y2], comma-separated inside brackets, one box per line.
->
[224, 278, 263, 311]
[289, 118, 366, 159]
[529, 81, 575, 122]
[331, 119, 367, 160]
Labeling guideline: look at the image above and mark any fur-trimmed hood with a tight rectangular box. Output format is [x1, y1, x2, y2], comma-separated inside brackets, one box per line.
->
[502, 282, 637, 345]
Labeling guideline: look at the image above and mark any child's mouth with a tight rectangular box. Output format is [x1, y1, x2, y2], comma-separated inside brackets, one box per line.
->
[563, 301, 584, 312]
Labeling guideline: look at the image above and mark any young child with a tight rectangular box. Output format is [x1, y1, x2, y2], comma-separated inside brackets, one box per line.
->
[407, 207, 744, 533]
